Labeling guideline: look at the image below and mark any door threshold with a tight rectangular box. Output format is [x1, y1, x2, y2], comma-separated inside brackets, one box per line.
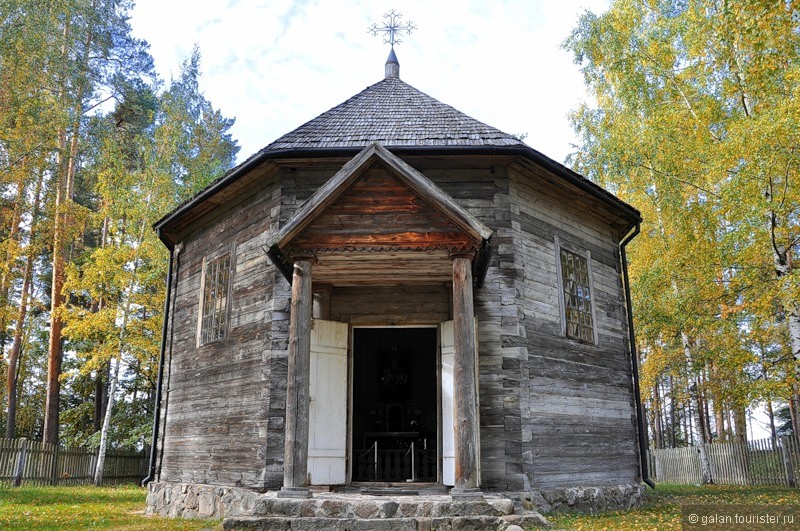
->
[350, 481, 438, 487]
[345, 482, 448, 496]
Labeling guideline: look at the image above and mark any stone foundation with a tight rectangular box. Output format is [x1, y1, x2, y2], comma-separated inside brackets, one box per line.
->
[526, 484, 646, 514]
[146, 481, 263, 520]
[146, 481, 645, 528]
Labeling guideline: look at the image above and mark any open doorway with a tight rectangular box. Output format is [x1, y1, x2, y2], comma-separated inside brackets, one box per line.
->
[352, 327, 437, 482]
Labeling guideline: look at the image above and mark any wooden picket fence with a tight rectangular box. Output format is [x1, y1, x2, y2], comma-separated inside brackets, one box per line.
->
[649, 436, 800, 487]
[0, 438, 147, 486]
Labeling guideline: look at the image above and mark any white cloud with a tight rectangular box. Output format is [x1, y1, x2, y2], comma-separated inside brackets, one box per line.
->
[130, 0, 609, 163]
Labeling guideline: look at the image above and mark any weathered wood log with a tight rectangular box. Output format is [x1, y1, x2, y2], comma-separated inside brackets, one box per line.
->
[451, 254, 482, 497]
[280, 258, 314, 497]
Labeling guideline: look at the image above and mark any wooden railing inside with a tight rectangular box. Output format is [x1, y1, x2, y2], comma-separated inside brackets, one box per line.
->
[353, 442, 437, 482]
[649, 436, 799, 487]
[0, 438, 147, 486]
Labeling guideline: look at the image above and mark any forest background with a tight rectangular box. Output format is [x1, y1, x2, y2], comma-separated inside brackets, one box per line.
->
[0, 0, 797, 466]
[0, 0, 239, 468]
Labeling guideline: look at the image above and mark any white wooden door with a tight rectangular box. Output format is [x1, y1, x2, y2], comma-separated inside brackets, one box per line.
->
[308, 319, 348, 485]
[440, 320, 455, 486]
[441, 319, 481, 487]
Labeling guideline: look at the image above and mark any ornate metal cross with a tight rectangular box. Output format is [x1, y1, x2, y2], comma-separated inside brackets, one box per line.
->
[368, 10, 417, 48]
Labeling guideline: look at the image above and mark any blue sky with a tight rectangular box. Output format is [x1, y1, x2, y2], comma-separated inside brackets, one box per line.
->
[130, 0, 611, 164]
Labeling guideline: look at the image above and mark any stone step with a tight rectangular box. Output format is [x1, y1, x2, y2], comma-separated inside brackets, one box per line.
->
[223, 514, 550, 530]
[248, 495, 518, 519]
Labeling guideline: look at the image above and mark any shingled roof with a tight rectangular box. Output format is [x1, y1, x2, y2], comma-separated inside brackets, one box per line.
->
[261, 76, 525, 151]
[154, 55, 641, 247]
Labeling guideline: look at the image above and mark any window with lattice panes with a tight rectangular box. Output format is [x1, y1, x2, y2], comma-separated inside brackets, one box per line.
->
[200, 253, 231, 345]
[560, 248, 594, 343]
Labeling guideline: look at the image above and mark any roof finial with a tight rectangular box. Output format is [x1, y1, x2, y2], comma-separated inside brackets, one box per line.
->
[368, 10, 417, 79]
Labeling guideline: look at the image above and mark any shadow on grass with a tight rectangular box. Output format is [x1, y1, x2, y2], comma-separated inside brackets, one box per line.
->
[0, 484, 144, 505]
[547, 484, 800, 531]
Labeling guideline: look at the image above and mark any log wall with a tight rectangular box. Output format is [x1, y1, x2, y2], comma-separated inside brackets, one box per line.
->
[156, 153, 640, 492]
[414, 161, 527, 491]
[509, 162, 640, 489]
[158, 170, 285, 488]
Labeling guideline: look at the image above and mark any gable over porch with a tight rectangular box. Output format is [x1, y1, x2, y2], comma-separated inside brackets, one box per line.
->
[267, 143, 491, 498]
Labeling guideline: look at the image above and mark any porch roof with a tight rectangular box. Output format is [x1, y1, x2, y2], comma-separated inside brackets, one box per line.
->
[267, 143, 493, 287]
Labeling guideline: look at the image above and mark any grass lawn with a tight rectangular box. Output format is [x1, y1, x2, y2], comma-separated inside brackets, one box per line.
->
[0, 484, 220, 530]
[0, 483, 798, 530]
[548, 483, 800, 530]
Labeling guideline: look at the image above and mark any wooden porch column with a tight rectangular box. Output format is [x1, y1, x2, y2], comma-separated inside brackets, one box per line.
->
[312, 283, 332, 320]
[279, 258, 314, 498]
[450, 254, 483, 498]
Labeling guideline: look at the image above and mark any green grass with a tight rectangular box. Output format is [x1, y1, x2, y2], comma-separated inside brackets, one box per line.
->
[0, 483, 798, 530]
[0, 484, 220, 530]
[547, 483, 800, 530]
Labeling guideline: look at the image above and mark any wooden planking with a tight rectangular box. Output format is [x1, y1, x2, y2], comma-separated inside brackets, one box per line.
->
[157, 151, 639, 493]
[0, 438, 146, 486]
[158, 174, 283, 489]
[508, 163, 640, 488]
[330, 285, 450, 325]
[283, 162, 480, 286]
[313, 250, 454, 286]
[510, 157, 631, 232]
[161, 159, 280, 244]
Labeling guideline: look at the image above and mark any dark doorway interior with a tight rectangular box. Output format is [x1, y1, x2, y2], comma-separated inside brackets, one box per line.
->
[352, 327, 437, 482]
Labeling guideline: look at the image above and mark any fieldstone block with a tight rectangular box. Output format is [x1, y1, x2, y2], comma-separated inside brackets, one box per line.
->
[318, 499, 350, 518]
[398, 500, 432, 517]
[502, 513, 551, 528]
[378, 500, 399, 518]
[430, 500, 452, 517]
[432, 515, 503, 530]
[353, 500, 381, 519]
[489, 499, 514, 515]
[184, 491, 199, 511]
[198, 490, 217, 517]
[539, 484, 645, 514]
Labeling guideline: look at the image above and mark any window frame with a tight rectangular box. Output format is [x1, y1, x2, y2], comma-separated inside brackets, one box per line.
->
[554, 235, 598, 345]
[197, 246, 234, 347]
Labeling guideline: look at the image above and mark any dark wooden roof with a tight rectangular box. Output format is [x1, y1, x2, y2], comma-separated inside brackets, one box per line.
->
[154, 73, 641, 248]
[267, 143, 493, 287]
[261, 77, 525, 150]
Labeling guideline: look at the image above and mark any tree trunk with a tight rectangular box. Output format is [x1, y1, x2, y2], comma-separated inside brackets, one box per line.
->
[696, 380, 710, 443]
[685, 392, 693, 446]
[92, 214, 110, 434]
[733, 407, 747, 442]
[699, 444, 713, 484]
[669, 376, 677, 447]
[43, 167, 68, 444]
[767, 400, 777, 448]
[5, 168, 43, 439]
[773, 242, 800, 438]
[790, 385, 800, 437]
[6, 253, 33, 439]
[652, 382, 664, 449]
[93, 353, 120, 486]
[714, 400, 727, 441]
[94, 264, 136, 486]
[701, 376, 713, 442]
[93, 361, 110, 433]
[43, 8, 93, 444]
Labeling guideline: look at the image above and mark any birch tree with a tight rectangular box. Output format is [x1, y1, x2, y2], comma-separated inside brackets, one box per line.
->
[566, 0, 800, 442]
[62, 56, 237, 459]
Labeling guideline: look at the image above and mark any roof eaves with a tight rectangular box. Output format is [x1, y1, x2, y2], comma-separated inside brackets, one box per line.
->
[154, 143, 640, 247]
